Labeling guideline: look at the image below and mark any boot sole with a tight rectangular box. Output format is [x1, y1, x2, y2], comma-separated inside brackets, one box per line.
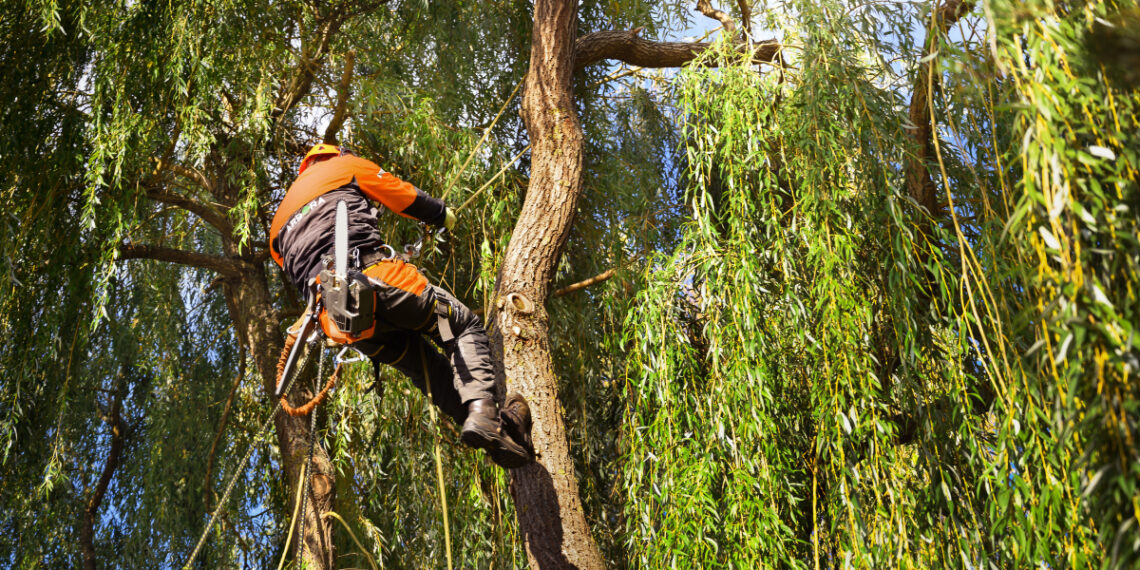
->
[460, 422, 498, 448]
[462, 422, 533, 469]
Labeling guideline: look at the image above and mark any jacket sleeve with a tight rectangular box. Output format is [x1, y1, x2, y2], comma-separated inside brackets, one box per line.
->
[353, 158, 446, 225]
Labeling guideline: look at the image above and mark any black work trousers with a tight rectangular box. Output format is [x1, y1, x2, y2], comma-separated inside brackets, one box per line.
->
[350, 259, 497, 425]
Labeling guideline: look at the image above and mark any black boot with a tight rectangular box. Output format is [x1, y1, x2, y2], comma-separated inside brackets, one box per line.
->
[461, 398, 534, 468]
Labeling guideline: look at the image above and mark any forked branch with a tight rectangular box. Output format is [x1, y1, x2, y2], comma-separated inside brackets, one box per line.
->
[697, 0, 735, 34]
[576, 1, 779, 70]
[146, 179, 233, 236]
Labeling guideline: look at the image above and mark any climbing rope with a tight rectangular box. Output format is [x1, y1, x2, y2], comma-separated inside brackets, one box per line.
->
[275, 460, 308, 570]
[454, 145, 530, 214]
[443, 75, 525, 201]
[322, 511, 380, 570]
[297, 353, 323, 563]
[186, 254, 462, 569]
[183, 339, 314, 569]
[420, 348, 453, 570]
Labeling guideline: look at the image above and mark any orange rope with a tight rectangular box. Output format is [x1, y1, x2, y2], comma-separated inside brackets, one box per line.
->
[281, 364, 341, 417]
[275, 335, 298, 392]
[274, 334, 342, 417]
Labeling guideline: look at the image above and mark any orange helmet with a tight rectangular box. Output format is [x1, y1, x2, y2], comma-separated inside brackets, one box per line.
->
[298, 144, 341, 174]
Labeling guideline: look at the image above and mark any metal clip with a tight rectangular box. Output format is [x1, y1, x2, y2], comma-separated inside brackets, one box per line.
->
[335, 346, 367, 365]
[404, 223, 444, 260]
[404, 235, 424, 260]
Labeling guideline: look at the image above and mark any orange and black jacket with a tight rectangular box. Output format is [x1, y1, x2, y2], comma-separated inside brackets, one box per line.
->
[269, 154, 445, 289]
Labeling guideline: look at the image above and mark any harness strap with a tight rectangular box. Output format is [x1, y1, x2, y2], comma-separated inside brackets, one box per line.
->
[434, 300, 454, 342]
[359, 245, 395, 268]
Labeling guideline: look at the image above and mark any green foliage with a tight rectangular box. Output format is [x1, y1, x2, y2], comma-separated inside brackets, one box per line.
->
[2, 0, 1136, 567]
[621, 0, 1140, 567]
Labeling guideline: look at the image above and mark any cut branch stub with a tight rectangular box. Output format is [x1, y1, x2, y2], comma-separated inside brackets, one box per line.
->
[505, 292, 536, 314]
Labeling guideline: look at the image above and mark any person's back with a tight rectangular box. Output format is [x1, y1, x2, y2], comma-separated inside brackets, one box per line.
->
[269, 144, 534, 469]
[270, 151, 447, 291]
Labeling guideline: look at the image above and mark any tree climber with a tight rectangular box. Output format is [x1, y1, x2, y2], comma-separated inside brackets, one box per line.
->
[269, 143, 535, 469]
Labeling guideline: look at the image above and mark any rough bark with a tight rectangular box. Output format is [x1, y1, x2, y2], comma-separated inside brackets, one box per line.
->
[575, 27, 780, 69]
[494, 0, 606, 568]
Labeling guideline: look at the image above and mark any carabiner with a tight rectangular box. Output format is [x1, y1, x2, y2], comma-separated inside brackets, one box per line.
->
[335, 345, 367, 365]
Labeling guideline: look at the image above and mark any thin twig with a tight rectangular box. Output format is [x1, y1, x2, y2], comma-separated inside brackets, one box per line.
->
[444, 75, 526, 200]
[455, 146, 530, 213]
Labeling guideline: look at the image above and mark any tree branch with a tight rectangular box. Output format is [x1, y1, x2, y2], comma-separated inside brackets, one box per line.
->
[906, 0, 976, 215]
[272, 2, 384, 122]
[552, 268, 616, 298]
[81, 375, 128, 570]
[119, 243, 252, 277]
[575, 27, 780, 70]
[161, 161, 214, 194]
[737, 0, 752, 38]
[272, 16, 341, 120]
[697, 0, 735, 34]
[146, 181, 233, 236]
[204, 348, 246, 508]
[323, 50, 355, 145]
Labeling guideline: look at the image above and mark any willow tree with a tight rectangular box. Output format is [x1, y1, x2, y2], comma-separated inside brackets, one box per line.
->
[621, 0, 1139, 567]
[4, 0, 1136, 568]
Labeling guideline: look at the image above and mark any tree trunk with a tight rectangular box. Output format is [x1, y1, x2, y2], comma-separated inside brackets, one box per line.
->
[494, 0, 605, 567]
[223, 267, 336, 569]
